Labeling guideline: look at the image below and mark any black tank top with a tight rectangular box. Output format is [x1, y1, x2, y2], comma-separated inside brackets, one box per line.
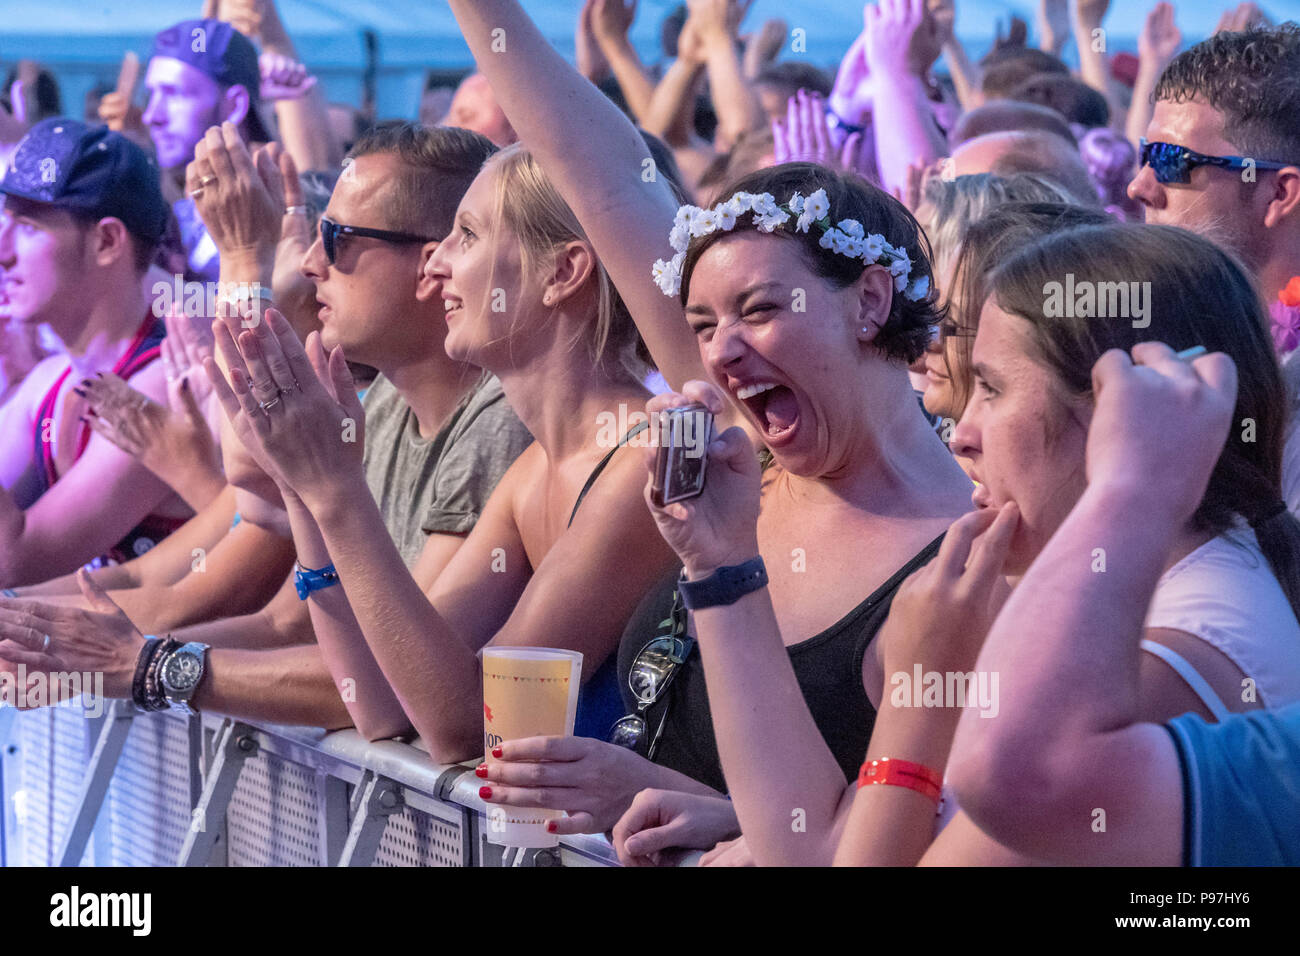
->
[615, 533, 944, 792]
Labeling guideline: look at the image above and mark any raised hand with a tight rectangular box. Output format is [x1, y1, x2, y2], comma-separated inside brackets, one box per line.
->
[591, 0, 638, 47]
[742, 18, 788, 78]
[642, 381, 761, 579]
[187, 122, 283, 267]
[205, 308, 365, 505]
[576, 0, 612, 81]
[259, 53, 318, 101]
[862, 0, 931, 81]
[1139, 3, 1182, 65]
[1074, 0, 1111, 28]
[875, 503, 1018, 684]
[1213, 1, 1271, 34]
[772, 90, 839, 167]
[1084, 343, 1237, 524]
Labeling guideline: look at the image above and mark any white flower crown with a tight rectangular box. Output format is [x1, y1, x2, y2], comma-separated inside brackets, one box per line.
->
[652, 188, 930, 302]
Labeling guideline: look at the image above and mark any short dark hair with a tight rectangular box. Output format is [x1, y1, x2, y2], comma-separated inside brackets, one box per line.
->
[680, 162, 939, 366]
[755, 61, 834, 99]
[1009, 73, 1110, 129]
[1154, 23, 1300, 164]
[53, 203, 157, 275]
[346, 121, 498, 237]
[980, 49, 1069, 100]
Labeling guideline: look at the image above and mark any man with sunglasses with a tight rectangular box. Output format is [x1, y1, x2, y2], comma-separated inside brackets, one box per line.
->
[1129, 24, 1300, 308]
[1130, 23, 1300, 515]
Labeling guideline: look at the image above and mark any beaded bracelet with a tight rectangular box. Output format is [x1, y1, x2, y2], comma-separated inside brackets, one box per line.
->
[131, 637, 162, 711]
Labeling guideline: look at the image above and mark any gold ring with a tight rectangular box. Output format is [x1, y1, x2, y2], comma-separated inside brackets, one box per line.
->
[200, 175, 217, 187]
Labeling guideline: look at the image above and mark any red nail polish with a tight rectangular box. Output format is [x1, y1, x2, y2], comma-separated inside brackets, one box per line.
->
[475, 764, 488, 778]
[545, 820, 557, 833]
[479, 785, 492, 799]
[491, 746, 503, 758]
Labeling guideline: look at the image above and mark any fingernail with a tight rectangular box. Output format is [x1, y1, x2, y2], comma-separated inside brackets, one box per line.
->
[545, 820, 558, 833]
[479, 786, 492, 799]
[475, 764, 488, 778]
[491, 746, 502, 758]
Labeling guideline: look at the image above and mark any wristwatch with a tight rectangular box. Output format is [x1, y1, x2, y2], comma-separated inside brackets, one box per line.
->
[678, 557, 768, 610]
[159, 641, 210, 716]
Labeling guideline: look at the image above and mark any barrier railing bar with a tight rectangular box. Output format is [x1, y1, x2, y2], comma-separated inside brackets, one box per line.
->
[0, 707, 15, 867]
[55, 699, 135, 867]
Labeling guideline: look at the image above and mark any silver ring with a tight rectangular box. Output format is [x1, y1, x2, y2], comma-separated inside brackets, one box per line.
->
[258, 395, 283, 413]
[42, 634, 51, 652]
[285, 205, 308, 217]
[188, 187, 205, 200]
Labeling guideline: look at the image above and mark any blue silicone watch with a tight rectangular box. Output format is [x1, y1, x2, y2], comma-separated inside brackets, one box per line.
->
[294, 561, 340, 600]
[677, 556, 768, 611]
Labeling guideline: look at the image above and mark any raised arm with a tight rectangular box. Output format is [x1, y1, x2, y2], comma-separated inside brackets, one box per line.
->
[1072, 0, 1125, 129]
[444, 0, 707, 395]
[1126, 3, 1181, 149]
[590, 0, 656, 122]
[687, 0, 766, 152]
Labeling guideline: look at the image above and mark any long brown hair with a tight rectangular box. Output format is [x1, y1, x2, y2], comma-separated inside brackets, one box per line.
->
[988, 222, 1300, 621]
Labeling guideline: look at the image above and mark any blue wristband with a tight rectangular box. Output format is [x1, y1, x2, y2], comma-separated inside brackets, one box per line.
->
[294, 561, 340, 600]
[678, 557, 768, 611]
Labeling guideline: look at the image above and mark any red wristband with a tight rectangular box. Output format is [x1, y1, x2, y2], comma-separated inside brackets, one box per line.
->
[857, 757, 943, 803]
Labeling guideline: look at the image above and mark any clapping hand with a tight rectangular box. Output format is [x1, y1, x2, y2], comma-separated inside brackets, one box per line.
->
[204, 307, 365, 506]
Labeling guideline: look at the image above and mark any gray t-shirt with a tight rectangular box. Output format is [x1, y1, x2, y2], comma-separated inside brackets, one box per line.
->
[362, 372, 533, 567]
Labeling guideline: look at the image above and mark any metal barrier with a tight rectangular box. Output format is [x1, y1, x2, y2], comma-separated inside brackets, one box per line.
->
[0, 702, 633, 867]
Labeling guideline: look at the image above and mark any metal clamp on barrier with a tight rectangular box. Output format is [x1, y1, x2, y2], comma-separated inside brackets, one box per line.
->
[337, 770, 404, 867]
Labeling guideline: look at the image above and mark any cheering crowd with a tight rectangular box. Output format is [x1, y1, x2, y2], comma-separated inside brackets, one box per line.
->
[0, 0, 1298, 867]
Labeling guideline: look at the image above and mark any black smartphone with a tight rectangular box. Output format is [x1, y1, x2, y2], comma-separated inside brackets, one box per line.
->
[651, 403, 714, 508]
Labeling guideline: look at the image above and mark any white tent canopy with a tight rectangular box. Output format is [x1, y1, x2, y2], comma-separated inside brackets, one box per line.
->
[3, 0, 1298, 120]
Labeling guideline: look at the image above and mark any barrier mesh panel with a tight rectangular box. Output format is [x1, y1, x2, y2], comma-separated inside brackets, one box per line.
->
[105, 712, 195, 866]
[226, 751, 321, 866]
[373, 804, 464, 867]
[16, 707, 92, 866]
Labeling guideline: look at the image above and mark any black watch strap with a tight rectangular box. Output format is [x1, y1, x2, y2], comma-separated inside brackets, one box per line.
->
[678, 557, 768, 610]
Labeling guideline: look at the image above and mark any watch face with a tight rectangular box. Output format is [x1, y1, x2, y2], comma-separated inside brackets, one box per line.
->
[164, 651, 202, 692]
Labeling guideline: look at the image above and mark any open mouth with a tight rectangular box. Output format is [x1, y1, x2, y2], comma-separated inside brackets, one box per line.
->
[442, 296, 463, 320]
[735, 381, 799, 441]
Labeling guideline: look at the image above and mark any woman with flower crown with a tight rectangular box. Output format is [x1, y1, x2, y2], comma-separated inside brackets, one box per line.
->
[451, 0, 980, 855]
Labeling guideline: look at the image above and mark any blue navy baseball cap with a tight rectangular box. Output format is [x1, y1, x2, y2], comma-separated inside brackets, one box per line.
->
[0, 118, 168, 244]
[151, 18, 273, 143]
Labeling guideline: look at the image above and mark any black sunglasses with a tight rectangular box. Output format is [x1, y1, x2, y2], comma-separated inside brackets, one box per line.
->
[608, 590, 694, 761]
[319, 216, 439, 265]
[1138, 139, 1292, 185]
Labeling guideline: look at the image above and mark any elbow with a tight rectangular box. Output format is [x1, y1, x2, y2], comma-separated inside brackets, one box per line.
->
[422, 725, 480, 766]
[949, 731, 1069, 846]
[354, 714, 415, 743]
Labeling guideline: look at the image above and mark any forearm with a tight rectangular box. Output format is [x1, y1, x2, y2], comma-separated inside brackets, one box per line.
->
[193, 643, 355, 729]
[309, 477, 481, 761]
[599, 36, 656, 122]
[703, 39, 766, 151]
[1072, 11, 1123, 123]
[1126, 64, 1164, 148]
[643, 59, 705, 143]
[283, 494, 412, 741]
[833, 705, 960, 866]
[872, 73, 946, 197]
[941, 40, 981, 111]
[692, 585, 852, 866]
[952, 486, 1175, 798]
[273, 89, 343, 173]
